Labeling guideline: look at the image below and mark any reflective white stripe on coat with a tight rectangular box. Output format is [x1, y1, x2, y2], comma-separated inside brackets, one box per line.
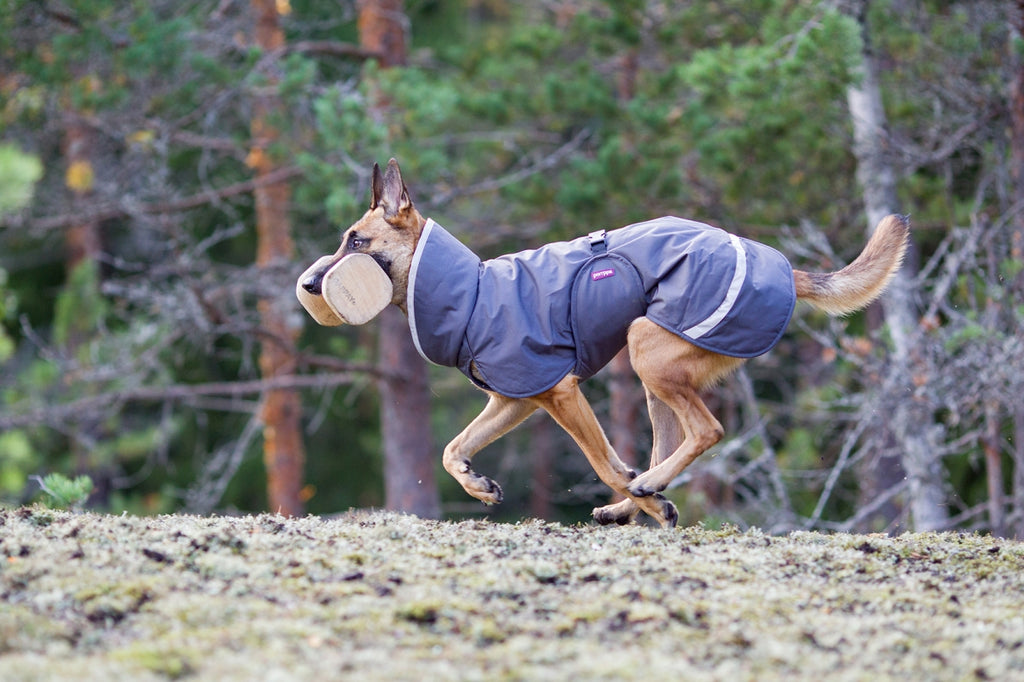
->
[681, 233, 747, 340]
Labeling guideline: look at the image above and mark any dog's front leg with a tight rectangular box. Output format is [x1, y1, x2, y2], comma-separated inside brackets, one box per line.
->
[443, 392, 537, 505]
[530, 375, 679, 529]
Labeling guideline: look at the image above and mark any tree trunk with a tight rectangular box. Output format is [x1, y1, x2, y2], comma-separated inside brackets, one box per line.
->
[608, 349, 639, 503]
[1014, 411, 1024, 539]
[62, 117, 102, 483]
[251, 0, 306, 517]
[529, 414, 556, 520]
[1006, 2, 1024, 537]
[983, 401, 1006, 536]
[605, 40, 641, 503]
[63, 120, 101, 273]
[358, 0, 407, 67]
[377, 307, 440, 517]
[844, 0, 947, 531]
[1009, 0, 1024, 296]
[359, 0, 441, 518]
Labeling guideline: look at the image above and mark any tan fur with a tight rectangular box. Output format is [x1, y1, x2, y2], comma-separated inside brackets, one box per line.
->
[793, 214, 909, 315]
[302, 160, 910, 529]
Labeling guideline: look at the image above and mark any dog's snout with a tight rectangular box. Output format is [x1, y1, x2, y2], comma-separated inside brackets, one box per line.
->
[301, 272, 324, 295]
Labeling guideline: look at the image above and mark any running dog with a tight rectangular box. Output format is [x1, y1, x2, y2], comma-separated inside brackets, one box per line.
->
[299, 159, 909, 528]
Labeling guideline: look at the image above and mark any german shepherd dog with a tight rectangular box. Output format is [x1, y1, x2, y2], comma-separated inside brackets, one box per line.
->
[300, 159, 908, 528]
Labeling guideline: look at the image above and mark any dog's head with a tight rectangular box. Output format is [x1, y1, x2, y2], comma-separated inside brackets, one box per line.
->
[299, 158, 424, 310]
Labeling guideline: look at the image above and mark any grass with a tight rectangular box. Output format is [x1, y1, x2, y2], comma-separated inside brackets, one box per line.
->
[2, 506, 1023, 681]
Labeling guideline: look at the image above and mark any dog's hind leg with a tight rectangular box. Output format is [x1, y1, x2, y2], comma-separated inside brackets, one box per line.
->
[624, 319, 741, 499]
[529, 375, 679, 529]
[593, 389, 682, 526]
[443, 392, 537, 505]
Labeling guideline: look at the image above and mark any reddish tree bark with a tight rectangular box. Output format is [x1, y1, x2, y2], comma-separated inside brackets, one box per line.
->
[251, 0, 306, 516]
[377, 307, 440, 516]
[357, 0, 407, 68]
[63, 119, 101, 272]
[605, 38, 642, 504]
[529, 414, 555, 520]
[607, 349, 640, 505]
[62, 117, 102, 480]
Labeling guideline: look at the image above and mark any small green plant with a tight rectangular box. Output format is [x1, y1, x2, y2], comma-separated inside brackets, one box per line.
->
[32, 473, 94, 510]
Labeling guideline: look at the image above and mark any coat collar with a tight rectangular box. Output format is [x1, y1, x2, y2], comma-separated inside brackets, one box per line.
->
[406, 219, 481, 367]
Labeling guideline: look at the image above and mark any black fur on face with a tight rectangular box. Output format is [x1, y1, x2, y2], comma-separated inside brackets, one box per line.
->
[370, 252, 394, 278]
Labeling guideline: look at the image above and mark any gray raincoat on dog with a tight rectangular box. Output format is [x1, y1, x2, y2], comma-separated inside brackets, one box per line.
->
[408, 217, 796, 398]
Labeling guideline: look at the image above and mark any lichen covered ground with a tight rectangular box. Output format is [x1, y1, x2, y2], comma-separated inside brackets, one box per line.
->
[2, 507, 1023, 681]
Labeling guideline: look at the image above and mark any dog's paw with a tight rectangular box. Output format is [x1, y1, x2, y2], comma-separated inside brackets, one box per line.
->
[657, 495, 679, 529]
[626, 470, 668, 498]
[465, 473, 503, 506]
[592, 499, 638, 526]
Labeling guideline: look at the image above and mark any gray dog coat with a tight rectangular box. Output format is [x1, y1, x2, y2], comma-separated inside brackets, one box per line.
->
[408, 216, 796, 398]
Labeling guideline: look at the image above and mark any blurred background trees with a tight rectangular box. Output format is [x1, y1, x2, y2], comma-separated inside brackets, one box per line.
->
[1, 0, 1022, 535]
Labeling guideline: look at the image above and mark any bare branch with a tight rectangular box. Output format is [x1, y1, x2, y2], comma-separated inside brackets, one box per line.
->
[26, 166, 304, 232]
[0, 370, 375, 431]
[288, 40, 384, 61]
[184, 401, 265, 514]
[804, 414, 873, 529]
[820, 478, 909, 532]
[427, 128, 593, 207]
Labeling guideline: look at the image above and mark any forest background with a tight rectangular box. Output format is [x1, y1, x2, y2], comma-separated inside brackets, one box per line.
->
[1, 0, 1022, 536]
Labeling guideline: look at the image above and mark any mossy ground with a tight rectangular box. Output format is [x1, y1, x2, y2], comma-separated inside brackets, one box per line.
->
[2, 507, 1023, 681]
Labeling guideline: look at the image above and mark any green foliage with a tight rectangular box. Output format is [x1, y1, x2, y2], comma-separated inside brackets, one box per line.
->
[0, 430, 36, 499]
[670, 6, 861, 226]
[298, 89, 387, 223]
[0, 144, 43, 214]
[0, 268, 16, 363]
[943, 321, 991, 354]
[33, 472, 94, 510]
[53, 260, 108, 352]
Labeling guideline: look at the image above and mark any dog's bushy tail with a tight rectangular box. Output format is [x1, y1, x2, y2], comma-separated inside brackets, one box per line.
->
[793, 214, 910, 316]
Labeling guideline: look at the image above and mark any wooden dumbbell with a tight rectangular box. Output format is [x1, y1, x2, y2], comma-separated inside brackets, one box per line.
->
[296, 254, 393, 326]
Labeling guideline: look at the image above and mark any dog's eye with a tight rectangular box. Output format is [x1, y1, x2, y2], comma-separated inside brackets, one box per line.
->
[348, 235, 366, 250]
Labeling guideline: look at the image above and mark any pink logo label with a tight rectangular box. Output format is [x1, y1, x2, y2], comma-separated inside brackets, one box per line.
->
[591, 268, 616, 281]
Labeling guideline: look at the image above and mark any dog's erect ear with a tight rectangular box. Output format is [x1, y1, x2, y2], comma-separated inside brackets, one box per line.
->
[370, 162, 384, 210]
[379, 158, 413, 219]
